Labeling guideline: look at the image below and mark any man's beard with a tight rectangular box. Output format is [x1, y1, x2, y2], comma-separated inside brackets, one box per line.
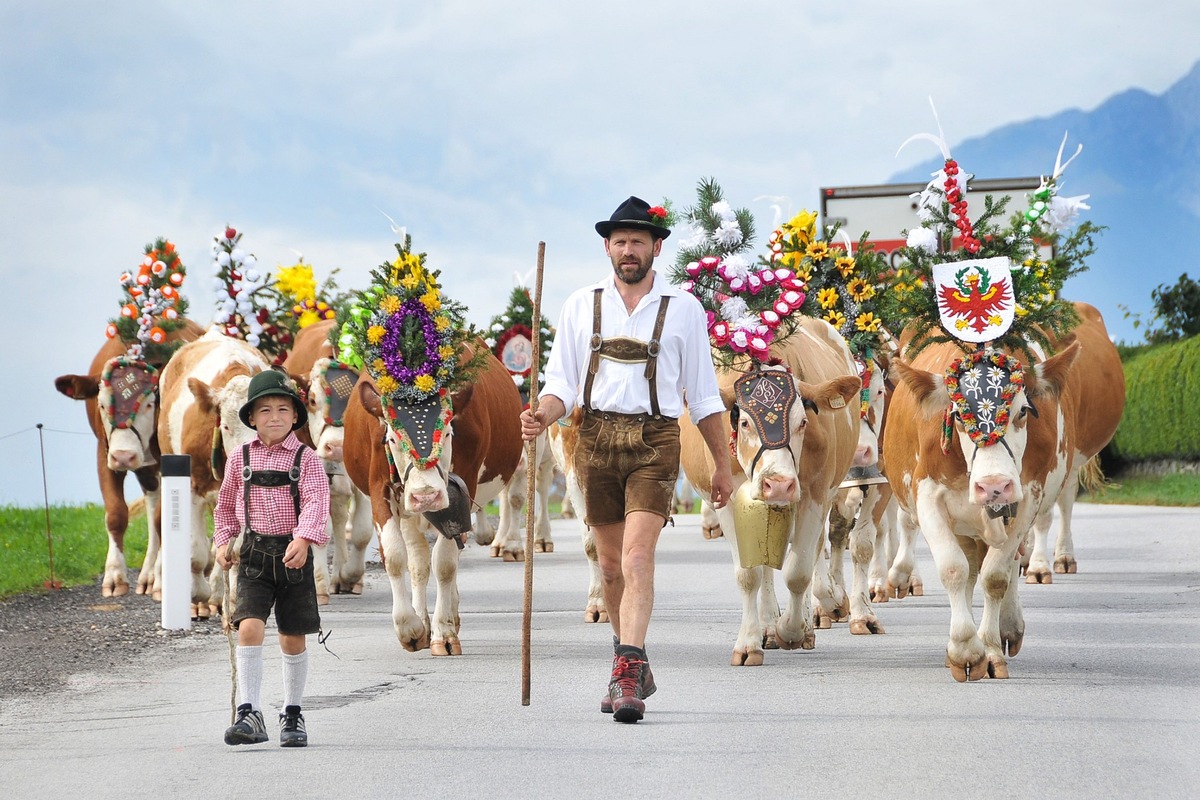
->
[612, 255, 652, 285]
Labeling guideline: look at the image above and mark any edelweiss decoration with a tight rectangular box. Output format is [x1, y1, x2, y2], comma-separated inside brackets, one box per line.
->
[942, 349, 1026, 453]
[880, 104, 1084, 359]
[105, 237, 189, 365]
[485, 283, 553, 404]
[211, 225, 292, 362]
[339, 235, 485, 470]
[669, 178, 807, 368]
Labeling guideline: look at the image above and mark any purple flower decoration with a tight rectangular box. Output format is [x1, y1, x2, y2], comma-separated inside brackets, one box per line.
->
[380, 298, 443, 384]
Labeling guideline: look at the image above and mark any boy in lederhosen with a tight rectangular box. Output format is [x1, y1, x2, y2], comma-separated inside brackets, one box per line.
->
[214, 369, 330, 747]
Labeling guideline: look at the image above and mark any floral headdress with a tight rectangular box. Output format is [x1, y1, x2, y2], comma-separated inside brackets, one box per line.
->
[272, 260, 344, 330]
[485, 282, 553, 401]
[211, 225, 292, 362]
[105, 237, 190, 365]
[878, 106, 1083, 360]
[339, 235, 485, 407]
[670, 178, 808, 369]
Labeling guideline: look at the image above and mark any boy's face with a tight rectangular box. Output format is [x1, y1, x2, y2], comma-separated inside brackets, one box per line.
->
[251, 395, 297, 445]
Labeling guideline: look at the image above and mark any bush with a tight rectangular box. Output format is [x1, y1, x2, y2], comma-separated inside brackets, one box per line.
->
[1110, 335, 1200, 461]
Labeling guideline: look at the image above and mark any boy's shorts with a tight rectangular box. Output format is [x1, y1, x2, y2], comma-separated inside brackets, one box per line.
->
[573, 410, 680, 527]
[231, 533, 321, 635]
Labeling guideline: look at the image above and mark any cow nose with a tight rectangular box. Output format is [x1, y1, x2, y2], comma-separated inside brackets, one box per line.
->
[973, 477, 1015, 505]
[760, 475, 797, 502]
[407, 489, 447, 513]
[321, 443, 344, 461]
[110, 450, 139, 470]
[853, 444, 876, 467]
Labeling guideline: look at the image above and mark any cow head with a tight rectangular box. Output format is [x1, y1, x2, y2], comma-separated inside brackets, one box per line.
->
[357, 380, 476, 515]
[56, 358, 160, 472]
[727, 366, 859, 504]
[852, 353, 888, 467]
[894, 342, 1080, 508]
[188, 370, 260, 477]
[305, 357, 359, 463]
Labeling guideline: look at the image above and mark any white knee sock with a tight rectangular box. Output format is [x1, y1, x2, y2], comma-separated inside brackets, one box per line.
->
[236, 645, 263, 710]
[282, 650, 308, 709]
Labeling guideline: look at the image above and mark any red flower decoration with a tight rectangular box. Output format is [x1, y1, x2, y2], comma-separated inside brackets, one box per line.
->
[647, 206, 667, 222]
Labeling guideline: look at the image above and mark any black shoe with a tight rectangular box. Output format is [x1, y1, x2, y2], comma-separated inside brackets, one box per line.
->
[224, 704, 268, 745]
[279, 705, 308, 748]
[608, 647, 653, 723]
[600, 641, 655, 714]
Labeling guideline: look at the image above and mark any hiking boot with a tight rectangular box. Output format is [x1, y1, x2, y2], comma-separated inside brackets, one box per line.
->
[224, 704, 268, 745]
[601, 640, 655, 714]
[608, 649, 653, 723]
[279, 705, 308, 748]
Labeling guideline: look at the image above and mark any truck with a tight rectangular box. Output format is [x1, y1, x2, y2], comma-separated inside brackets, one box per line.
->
[818, 177, 1051, 268]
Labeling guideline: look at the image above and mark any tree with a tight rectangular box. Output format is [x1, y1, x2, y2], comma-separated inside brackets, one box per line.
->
[1145, 273, 1200, 343]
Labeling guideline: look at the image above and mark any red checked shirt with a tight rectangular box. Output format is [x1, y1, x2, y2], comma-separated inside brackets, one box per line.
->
[213, 432, 331, 549]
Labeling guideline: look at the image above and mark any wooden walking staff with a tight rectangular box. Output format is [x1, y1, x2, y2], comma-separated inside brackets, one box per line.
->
[522, 241, 546, 706]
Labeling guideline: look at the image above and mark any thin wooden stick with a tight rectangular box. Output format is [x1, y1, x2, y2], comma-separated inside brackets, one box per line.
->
[522, 241, 545, 706]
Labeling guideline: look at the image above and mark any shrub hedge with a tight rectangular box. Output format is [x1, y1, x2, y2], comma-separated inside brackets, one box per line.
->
[1110, 335, 1200, 461]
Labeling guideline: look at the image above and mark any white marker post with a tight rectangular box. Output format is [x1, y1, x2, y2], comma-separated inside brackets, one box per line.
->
[160, 454, 192, 630]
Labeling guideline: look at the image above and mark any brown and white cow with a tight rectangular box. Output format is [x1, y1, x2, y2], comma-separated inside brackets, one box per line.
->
[157, 327, 270, 617]
[547, 409, 607, 623]
[1023, 302, 1124, 582]
[283, 319, 374, 598]
[476, 431, 556, 561]
[680, 317, 861, 666]
[883, 312, 1096, 681]
[343, 342, 523, 654]
[54, 320, 204, 597]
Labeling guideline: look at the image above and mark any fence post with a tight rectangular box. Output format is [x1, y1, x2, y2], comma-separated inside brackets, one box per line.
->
[161, 455, 192, 630]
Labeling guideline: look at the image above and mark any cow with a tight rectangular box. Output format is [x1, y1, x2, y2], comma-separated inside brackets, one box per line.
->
[54, 320, 204, 597]
[881, 307, 1101, 680]
[343, 341, 523, 654]
[283, 319, 374, 598]
[476, 432, 556, 561]
[1023, 303, 1124, 582]
[548, 410, 607, 623]
[157, 327, 271, 618]
[679, 317, 861, 666]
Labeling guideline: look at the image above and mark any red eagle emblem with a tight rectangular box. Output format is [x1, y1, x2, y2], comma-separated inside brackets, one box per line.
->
[937, 268, 1012, 335]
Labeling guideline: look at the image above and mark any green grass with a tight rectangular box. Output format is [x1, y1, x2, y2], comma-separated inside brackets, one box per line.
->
[0, 504, 149, 599]
[1081, 473, 1200, 506]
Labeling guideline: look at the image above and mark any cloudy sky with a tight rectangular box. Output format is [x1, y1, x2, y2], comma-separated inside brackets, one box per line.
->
[3, 1, 1197, 506]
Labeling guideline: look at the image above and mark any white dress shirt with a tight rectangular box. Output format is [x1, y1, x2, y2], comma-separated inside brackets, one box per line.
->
[539, 271, 725, 424]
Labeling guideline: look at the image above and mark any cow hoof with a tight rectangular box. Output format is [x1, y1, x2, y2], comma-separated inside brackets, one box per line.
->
[1054, 557, 1078, 574]
[352, 582, 363, 595]
[502, 550, 525, 562]
[152, 590, 163, 602]
[815, 613, 833, 630]
[911, 581, 924, 596]
[317, 594, 330, 606]
[762, 633, 779, 650]
[1025, 568, 1053, 585]
[988, 658, 1010, 679]
[850, 618, 885, 635]
[430, 639, 463, 656]
[889, 583, 909, 600]
[777, 634, 814, 651]
[948, 651, 988, 682]
[490, 545, 502, 558]
[731, 649, 764, 666]
[584, 606, 608, 623]
[535, 541, 554, 553]
[869, 588, 888, 603]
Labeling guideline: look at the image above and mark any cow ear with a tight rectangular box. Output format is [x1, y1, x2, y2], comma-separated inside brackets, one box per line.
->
[718, 383, 736, 410]
[55, 374, 100, 400]
[451, 384, 475, 414]
[291, 373, 311, 404]
[1028, 340, 1081, 400]
[188, 377, 219, 416]
[893, 358, 951, 418]
[357, 380, 384, 419]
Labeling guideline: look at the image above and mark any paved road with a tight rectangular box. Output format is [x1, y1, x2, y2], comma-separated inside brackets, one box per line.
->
[2, 504, 1198, 799]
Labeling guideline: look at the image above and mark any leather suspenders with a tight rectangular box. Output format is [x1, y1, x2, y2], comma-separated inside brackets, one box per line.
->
[241, 443, 308, 534]
[582, 287, 673, 418]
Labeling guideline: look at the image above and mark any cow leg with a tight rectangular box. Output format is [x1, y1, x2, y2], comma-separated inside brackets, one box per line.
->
[581, 525, 608, 623]
[428, 533, 463, 656]
[1052, 469, 1081, 574]
[139, 485, 163, 598]
[1024, 502, 1055, 584]
[776, 502, 824, 651]
[497, 477, 526, 562]
[380, 515, 429, 651]
[700, 499, 723, 539]
[917, 495, 987, 681]
[848, 485, 885, 635]
[338, 487, 372, 594]
[757, 566, 781, 650]
[96, 454, 132, 597]
[868, 491, 894, 603]
[817, 492, 855, 626]
[978, 539, 1024, 679]
[888, 504, 923, 599]
[534, 450, 555, 553]
[321, 473, 352, 599]
[188, 494, 215, 619]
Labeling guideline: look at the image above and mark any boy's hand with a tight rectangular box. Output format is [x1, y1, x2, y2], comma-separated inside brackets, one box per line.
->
[283, 537, 309, 569]
[215, 541, 238, 570]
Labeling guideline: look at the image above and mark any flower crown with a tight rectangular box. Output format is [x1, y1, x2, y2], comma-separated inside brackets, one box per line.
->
[211, 225, 293, 361]
[105, 237, 190, 365]
[670, 178, 808, 368]
[339, 236, 485, 406]
[274, 261, 338, 329]
[878, 109, 1088, 358]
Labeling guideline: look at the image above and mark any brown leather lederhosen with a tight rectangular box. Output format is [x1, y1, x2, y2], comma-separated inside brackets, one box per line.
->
[583, 288, 672, 417]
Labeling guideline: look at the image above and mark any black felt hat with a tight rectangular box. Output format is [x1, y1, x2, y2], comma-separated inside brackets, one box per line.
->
[239, 369, 308, 430]
[595, 196, 671, 240]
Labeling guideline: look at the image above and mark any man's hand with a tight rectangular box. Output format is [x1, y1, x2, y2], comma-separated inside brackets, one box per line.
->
[283, 537, 309, 569]
[520, 395, 565, 441]
[710, 466, 734, 510]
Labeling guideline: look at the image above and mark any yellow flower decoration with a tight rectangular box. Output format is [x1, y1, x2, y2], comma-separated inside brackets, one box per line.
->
[781, 210, 817, 245]
[420, 291, 441, 312]
[824, 310, 847, 328]
[413, 374, 436, 393]
[400, 272, 422, 291]
[434, 315, 451, 332]
[274, 263, 317, 304]
[372, 358, 386, 374]
[1015, 304, 1029, 317]
[367, 325, 386, 345]
[855, 312, 882, 333]
[835, 256, 856, 278]
[390, 253, 423, 285]
[376, 375, 399, 395]
[379, 295, 401, 315]
[817, 287, 839, 309]
[846, 277, 876, 302]
[794, 267, 812, 283]
[298, 309, 321, 328]
[806, 241, 830, 261]
[438, 344, 456, 360]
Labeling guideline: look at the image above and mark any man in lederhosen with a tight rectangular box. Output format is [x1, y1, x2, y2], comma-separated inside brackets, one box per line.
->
[521, 195, 733, 723]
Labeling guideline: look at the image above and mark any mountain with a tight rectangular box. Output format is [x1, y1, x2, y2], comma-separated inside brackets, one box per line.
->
[889, 60, 1200, 344]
